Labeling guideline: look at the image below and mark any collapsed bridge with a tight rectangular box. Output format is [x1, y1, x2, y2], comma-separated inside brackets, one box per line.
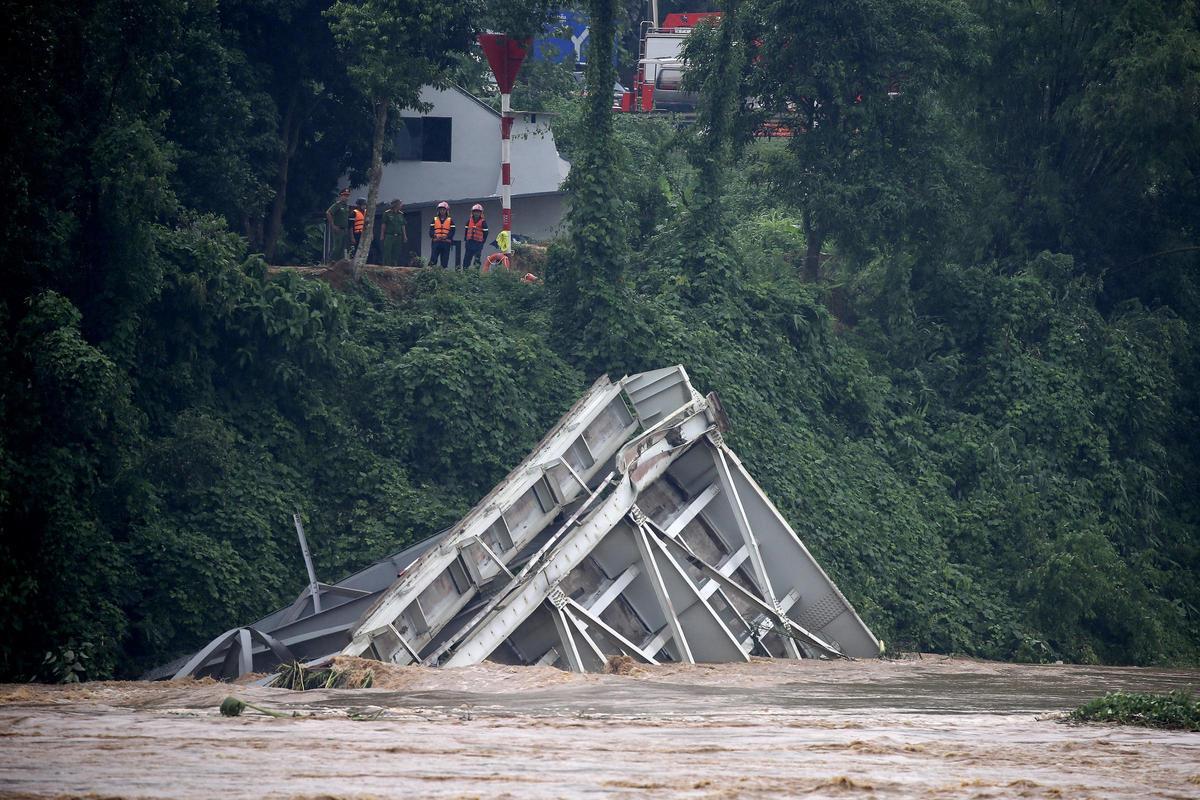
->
[151, 366, 880, 680]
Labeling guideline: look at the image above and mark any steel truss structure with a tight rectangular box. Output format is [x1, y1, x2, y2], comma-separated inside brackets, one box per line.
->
[149, 366, 880, 681]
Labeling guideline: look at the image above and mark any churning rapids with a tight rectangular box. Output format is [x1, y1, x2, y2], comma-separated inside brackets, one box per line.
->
[0, 655, 1196, 798]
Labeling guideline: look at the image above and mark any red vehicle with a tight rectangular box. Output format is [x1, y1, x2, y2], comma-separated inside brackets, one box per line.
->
[611, 11, 797, 140]
[618, 12, 723, 114]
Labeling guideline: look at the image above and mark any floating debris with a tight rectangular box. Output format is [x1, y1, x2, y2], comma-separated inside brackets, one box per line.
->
[271, 661, 374, 691]
[219, 696, 292, 718]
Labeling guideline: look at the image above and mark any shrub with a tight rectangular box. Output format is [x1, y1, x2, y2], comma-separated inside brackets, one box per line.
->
[1070, 691, 1200, 731]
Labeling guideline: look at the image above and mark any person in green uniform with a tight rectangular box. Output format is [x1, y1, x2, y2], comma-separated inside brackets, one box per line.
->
[380, 199, 407, 266]
[325, 188, 350, 261]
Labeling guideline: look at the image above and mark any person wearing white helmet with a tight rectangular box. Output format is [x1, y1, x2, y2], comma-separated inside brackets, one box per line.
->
[429, 201, 455, 268]
[463, 203, 489, 268]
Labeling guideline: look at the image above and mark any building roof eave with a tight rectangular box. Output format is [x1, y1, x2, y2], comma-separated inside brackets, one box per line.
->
[445, 82, 563, 118]
[402, 190, 565, 211]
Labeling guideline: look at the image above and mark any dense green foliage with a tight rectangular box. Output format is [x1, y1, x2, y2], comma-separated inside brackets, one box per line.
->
[549, 0, 651, 372]
[743, 0, 982, 279]
[1, 0, 1197, 679]
[1071, 691, 1200, 730]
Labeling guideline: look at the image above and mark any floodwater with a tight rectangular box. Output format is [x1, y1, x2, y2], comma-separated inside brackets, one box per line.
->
[0, 656, 1197, 799]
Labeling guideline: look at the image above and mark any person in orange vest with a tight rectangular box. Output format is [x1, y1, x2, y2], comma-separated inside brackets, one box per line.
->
[429, 201, 455, 268]
[463, 203, 489, 267]
[349, 197, 367, 257]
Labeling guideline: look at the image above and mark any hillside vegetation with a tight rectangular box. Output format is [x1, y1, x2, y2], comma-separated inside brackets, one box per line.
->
[1, 0, 1197, 679]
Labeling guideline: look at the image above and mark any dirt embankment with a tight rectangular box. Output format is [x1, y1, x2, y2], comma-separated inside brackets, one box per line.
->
[268, 245, 546, 300]
[267, 262, 420, 299]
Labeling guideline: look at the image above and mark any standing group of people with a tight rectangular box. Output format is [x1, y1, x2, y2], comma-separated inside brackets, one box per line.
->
[325, 190, 511, 273]
[429, 201, 508, 271]
[325, 189, 409, 266]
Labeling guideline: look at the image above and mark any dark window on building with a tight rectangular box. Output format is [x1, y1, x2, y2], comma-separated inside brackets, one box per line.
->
[394, 117, 452, 162]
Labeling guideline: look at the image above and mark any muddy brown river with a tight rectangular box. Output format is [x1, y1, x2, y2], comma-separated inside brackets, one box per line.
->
[0, 656, 1197, 798]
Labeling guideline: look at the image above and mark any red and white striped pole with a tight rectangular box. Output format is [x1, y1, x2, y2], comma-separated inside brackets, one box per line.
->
[501, 91, 513, 246]
[478, 34, 531, 254]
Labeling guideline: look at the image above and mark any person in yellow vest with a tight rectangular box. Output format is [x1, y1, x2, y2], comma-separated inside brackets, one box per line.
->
[463, 203, 489, 267]
[380, 199, 406, 266]
[349, 197, 367, 257]
[481, 239, 511, 274]
[429, 201, 455, 268]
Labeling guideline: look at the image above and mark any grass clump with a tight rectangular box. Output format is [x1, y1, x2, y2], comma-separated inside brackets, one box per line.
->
[1069, 691, 1200, 731]
[271, 660, 374, 690]
[603, 654, 637, 675]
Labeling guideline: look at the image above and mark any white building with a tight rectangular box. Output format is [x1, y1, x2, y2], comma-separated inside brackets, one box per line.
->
[347, 85, 570, 264]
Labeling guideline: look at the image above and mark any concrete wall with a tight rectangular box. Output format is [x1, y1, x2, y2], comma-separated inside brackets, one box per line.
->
[512, 194, 568, 243]
[503, 116, 571, 197]
[374, 87, 498, 204]
[349, 86, 569, 208]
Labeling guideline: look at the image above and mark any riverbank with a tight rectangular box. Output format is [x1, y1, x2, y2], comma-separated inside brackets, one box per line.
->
[1, 656, 1197, 798]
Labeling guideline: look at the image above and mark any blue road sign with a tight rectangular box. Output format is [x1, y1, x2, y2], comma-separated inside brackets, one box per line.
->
[532, 9, 590, 64]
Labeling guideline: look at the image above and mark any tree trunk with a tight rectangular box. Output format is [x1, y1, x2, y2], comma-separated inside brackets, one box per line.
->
[243, 215, 259, 249]
[803, 212, 824, 282]
[353, 98, 388, 278]
[264, 86, 302, 263]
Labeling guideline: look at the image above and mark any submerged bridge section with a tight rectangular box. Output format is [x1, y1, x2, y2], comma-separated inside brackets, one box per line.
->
[151, 366, 880, 681]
